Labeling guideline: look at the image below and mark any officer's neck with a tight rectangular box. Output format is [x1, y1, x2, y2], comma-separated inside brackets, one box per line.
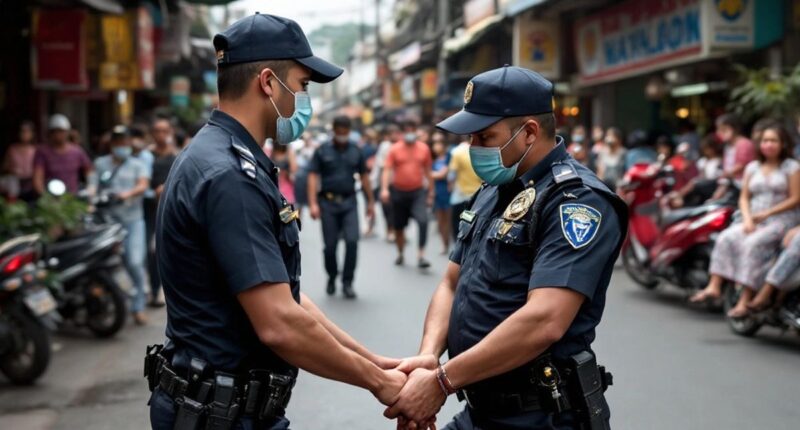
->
[218, 101, 271, 147]
[515, 137, 557, 180]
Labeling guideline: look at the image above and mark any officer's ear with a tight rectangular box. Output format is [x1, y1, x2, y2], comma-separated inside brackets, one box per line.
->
[524, 118, 540, 145]
[258, 68, 276, 98]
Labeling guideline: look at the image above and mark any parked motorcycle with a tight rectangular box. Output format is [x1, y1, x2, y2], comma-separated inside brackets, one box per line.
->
[44, 180, 128, 338]
[0, 234, 59, 385]
[618, 162, 737, 297]
[724, 265, 800, 338]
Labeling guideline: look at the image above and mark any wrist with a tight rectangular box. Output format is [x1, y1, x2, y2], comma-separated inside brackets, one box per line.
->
[436, 364, 457, 396]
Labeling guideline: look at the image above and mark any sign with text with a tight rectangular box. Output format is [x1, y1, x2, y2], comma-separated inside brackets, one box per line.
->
[32, 8, 88, 90]
[575, 0, 756, 86]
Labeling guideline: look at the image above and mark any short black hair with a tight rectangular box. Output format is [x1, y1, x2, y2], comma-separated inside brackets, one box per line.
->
[217, 60, 291, 100]
[333, 115, 351, 129]
[510, 113, 556, 139]
[130, 125, 147, 139]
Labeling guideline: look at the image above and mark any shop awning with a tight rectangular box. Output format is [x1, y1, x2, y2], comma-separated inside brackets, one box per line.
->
[501, 0, 548, 17]
[442, 14, 504, 57]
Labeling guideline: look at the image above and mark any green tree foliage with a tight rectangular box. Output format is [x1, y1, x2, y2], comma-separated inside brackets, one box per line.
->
[308, 23, 374, 67]
[728, 63, 800, 122]
[0, 195, 88, 243]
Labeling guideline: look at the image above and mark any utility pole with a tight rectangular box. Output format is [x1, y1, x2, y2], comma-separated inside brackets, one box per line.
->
[434, 0, 450, 120]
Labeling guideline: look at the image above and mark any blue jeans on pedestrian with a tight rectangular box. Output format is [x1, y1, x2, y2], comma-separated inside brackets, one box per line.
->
[123, 218, 147, 313]
[149, 387, 291, 429]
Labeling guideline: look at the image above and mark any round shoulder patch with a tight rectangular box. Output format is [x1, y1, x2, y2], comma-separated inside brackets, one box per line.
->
[559, 203, 602, 249]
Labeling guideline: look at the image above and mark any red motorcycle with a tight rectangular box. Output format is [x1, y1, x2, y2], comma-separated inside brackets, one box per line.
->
[618, 161, 737, 296]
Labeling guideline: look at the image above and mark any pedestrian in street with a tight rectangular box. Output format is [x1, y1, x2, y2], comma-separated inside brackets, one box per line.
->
[146, 14, 405, 430]
[381, 121, 434, 268]
[595, 127, 626, 190]
[292, 132, 317, 219]
[373, 124, 400, 242]
[271, 142, 298, 205]
[32, 114, 94, 196]
[431, 133, 452, 254]
[131, 126, 154, 177]
[448, 136, 482, 241]
[2, 120, 38, 202]
[717, 113, 756, 187]
[384, 66, 627, 430]
[307, 116, 375, 298]
[94, 125, 151, 325]
[144, 118, 178, 308]
[362, 128, 381, 237]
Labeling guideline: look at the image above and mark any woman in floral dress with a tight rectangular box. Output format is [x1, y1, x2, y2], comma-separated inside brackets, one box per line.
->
[690, 123, 800, 317]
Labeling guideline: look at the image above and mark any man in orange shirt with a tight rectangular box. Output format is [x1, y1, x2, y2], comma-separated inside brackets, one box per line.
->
[381, 122, 434, 268]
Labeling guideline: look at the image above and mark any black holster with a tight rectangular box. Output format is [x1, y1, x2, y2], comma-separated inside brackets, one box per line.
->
[562, 351, 612, 430]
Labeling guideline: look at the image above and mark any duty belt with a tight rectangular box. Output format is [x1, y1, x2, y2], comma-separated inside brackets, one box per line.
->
[144, 344, 295, 428]
[320, 192, 354, 202]
[457, 388, 544, 415]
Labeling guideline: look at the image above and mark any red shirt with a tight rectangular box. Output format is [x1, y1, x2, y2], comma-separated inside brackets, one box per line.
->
[385, 141, 432, 192]
[33, 143, 92, 194]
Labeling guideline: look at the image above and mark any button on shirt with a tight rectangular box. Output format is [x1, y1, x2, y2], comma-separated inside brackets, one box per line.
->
[94, 155, 150, 224]
[308, 140, 367, 195]
[447, 140, 624, 387]
[156, 109, 301, 374]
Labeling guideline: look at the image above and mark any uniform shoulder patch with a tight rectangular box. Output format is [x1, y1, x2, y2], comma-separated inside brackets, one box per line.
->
[552, 163, 579, 184]
[559, 203, 602, 249]
[231, 140, 257, 179]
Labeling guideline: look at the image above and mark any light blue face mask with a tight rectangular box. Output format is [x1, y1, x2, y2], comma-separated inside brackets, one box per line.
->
[469, 126, 533, 185]
[112, 146, 132, 160]
[269, 75, 312, 145]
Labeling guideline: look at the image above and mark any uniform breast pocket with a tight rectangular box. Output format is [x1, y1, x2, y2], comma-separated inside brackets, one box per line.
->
[278, 221, 301, 281]
[484, 218, 535, 286]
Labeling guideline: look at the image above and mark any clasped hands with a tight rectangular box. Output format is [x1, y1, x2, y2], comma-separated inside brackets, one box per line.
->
[374, 354, 447, 430]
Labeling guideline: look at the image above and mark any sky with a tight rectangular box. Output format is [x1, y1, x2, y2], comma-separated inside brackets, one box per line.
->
[225, 0, 394, 33]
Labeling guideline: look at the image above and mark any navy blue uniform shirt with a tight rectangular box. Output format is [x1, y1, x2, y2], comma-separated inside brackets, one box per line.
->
[156, 110, 301, 375]
[447, 139, 625, 389]
[308, 140, 367, 195]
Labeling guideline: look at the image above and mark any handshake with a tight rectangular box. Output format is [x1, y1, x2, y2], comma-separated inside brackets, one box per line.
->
[371, 353, 450, 430]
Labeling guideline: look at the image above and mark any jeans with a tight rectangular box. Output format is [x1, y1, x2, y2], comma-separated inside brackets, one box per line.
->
[123, 218, 147, 313]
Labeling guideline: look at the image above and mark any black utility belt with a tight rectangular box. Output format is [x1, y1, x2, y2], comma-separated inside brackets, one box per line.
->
[320, 191, 355, 202]
[144, 345, 295, 430]
[457, 351, 613, 427]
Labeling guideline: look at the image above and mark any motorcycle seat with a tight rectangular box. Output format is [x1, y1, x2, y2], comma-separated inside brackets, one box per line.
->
[46, 225, 121, 256]
[660, 203, 721, 227]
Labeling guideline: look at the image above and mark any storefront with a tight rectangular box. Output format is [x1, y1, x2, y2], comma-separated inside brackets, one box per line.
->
[572, 0, 784, 133]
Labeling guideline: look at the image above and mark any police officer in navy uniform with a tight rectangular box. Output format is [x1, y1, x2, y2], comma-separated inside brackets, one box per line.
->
[384, 66, 628, 429]
[307, 115, 375, 299]
[145, 13, 407, 430]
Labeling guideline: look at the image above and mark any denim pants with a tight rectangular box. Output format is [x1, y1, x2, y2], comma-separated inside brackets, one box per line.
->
[123, 218, 147, 313]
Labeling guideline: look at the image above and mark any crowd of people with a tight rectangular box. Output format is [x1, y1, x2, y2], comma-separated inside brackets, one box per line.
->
[1, 114, 185, 325]
[4, 110, 800, 314]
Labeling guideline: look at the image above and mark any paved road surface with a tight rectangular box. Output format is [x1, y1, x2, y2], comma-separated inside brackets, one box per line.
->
[1, 215, 798, 429]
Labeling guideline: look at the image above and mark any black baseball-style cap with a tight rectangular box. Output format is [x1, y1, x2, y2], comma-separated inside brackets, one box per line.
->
[437, 65, 554, 135]
[213, 13, 343, 83]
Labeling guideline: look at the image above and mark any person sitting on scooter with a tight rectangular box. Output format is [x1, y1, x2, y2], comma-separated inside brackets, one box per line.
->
[93, 125, 151, 325]
[690, 123, 800, 317]
[667, 135, 724, 208]
[747, 224, 800, 311]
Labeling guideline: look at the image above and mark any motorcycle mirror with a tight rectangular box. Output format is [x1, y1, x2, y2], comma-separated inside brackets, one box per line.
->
[100, 171, 113, 183]
[47, 179, 67, 197]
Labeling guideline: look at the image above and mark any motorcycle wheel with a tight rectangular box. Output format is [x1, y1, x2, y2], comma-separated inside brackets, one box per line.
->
[84, 272, 127, 338]
[0, 308, 51, 385]
[723, 283, 762, 337]
[622, 246, 659, 290]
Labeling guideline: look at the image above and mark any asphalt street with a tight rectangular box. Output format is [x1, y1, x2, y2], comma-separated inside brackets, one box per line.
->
[1, 212, 798, 430]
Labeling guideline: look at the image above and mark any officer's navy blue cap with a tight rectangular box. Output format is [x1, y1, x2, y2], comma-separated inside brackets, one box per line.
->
[437, 65, 554, 135]
[213, 13, 343, 83]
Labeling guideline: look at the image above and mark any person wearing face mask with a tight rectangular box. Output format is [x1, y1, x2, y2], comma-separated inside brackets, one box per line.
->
[381, 121, 435, 269]
[384, 66, 627, 430]
[146, 14, 408, 430]
[307, 116, 375, 299]
[93, 125, 151, 325]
